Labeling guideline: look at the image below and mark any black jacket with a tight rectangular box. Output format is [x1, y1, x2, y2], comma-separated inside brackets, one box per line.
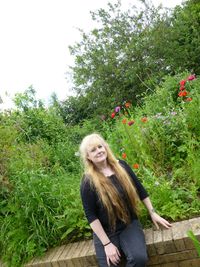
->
[80, 160, 148, 233]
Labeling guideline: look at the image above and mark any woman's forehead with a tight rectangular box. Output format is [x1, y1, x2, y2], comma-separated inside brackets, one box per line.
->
[87, 139, 103, 149]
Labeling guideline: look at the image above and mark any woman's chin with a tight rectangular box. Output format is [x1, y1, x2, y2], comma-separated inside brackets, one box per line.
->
[95, 157, 106, 163]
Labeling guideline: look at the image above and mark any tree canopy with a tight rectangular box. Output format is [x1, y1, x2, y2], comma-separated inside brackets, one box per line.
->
[62, 0, 200, 124]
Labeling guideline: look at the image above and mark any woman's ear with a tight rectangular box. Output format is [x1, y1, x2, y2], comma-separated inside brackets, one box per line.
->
[87, 153, 91, 161]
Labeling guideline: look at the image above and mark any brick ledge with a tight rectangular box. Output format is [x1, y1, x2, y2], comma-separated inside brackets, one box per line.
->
[1, 217, 200, 267]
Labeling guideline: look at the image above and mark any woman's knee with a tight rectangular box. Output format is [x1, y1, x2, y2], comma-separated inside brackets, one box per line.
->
[127, 253, 148, 267]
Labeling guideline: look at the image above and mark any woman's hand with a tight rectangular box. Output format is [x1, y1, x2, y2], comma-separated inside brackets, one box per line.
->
[150, 212, 172, 230]
[104, 242, 121, 266]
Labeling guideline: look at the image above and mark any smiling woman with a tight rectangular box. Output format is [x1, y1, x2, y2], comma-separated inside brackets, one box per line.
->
[87, 143, 108, 167]
[79, 133, 172, 267]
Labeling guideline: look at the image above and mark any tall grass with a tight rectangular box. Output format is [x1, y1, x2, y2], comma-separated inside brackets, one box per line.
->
[104, 73, 200, 224]
[0, 73, 199, 266]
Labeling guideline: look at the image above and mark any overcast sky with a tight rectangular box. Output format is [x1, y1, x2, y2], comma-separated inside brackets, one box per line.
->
[0, 0, 183, 109]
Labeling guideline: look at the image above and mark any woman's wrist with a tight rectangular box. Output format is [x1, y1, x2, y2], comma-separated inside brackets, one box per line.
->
[103, 241, 111, 247]
[149, 208, 156, 215]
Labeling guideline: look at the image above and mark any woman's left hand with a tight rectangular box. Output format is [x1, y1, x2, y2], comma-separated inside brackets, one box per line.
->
[150, 212, 172, 230]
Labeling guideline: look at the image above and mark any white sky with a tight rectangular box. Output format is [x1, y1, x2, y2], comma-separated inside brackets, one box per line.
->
[0, 0, 183, 109]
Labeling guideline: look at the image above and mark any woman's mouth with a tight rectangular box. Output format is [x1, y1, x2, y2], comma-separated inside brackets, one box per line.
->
[96, 153, 104, 158]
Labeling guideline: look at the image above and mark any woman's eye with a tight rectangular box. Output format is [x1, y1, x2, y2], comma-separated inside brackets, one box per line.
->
[98, 145, 102, 148]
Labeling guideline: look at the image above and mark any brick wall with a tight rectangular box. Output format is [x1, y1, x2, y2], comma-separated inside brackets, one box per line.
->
[1, 217, 200, 267]
[145, 217, 200, 267]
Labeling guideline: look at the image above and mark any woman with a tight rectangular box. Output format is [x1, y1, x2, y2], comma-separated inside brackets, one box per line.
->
[80, 133, 171, 267]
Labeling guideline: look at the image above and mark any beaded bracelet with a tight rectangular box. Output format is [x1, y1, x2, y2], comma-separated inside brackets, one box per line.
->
[103, 241, 111, 246]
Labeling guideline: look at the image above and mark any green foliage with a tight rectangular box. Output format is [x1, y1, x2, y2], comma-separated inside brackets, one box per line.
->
[0, 91, 98, 266]
[13, 86, 43, 111]
[1, 72, 200, 266]
[69, 1, 168, 118]
[104, 72, 200, 223]
[59, 95, 94, 125]
[168, 0, 200, 74]
[1, 0, 200, 265]
[66, 0, 200, 122]
[0, 167, 88, 266]
[187, 230, 200, 257]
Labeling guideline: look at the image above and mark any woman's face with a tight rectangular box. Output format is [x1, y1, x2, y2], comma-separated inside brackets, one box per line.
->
[87, 142, 107, 165]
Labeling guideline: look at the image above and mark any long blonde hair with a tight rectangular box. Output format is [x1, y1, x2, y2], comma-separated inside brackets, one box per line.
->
[79, 133, 140, 230]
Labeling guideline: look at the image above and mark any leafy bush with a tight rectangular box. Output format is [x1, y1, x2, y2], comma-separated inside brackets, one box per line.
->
[0, 73, 199, 266]
[0, 97, 98, 266]
[104, 72, 200, 224]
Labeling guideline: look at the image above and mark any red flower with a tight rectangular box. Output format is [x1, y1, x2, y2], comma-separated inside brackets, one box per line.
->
[122, 153, 127, 159]
[185, 97, 192, 102]
[182, 91, 188, 96]
[122, 118, 127, 124]
[133, 163, 139, 169]
[178, 91, 188, 97]
[180, 80, 186, 86]
[187, 74, 196, 81]
[128, 120, 135, 126]
[141, 117, 148, 123]
[111, 112, 116, 118]
[179, 85, 185, 91]
[125, 102, 131, 108]
[178, 91, 183, 97]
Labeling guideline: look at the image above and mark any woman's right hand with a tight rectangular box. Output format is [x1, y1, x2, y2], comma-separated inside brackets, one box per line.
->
[104, 242, 121, 266]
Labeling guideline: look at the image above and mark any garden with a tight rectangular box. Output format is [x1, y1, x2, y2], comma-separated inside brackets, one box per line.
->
[0, 0, 200, 266]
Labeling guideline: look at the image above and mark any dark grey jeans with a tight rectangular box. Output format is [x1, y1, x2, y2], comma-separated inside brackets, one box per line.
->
[93, 220, 148, 267]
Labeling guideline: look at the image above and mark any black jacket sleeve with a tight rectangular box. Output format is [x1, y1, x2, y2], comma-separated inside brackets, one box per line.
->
[80, 177, 99, 224]
[119, 159, 149, 200]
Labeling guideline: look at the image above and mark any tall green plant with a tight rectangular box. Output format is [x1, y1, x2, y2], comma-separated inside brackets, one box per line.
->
[103, 72, 200, 222]
[187, 230, 200, 256]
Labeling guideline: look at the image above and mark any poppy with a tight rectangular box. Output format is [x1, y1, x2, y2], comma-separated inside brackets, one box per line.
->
[182, 91, 188, 97]
[187, 74, 196, 81]
[125, 102, 131, 108]
[128, 120, 135, 126]
[141, 117, 148, 123]
[133, 163, 139, 169]
[180, 80, 186, 86]
[178, 91, 188, 97]
[122, 153, 127, 159]
[111, 112, 116, 118]
[185, 97, 192, 102]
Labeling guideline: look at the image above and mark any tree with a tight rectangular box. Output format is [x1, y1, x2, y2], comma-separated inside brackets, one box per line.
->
[66, 0, 199, 122]
[12, 88, 67, 143]
[68, 1, 172, 117]
[166, 0, 200, 74]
